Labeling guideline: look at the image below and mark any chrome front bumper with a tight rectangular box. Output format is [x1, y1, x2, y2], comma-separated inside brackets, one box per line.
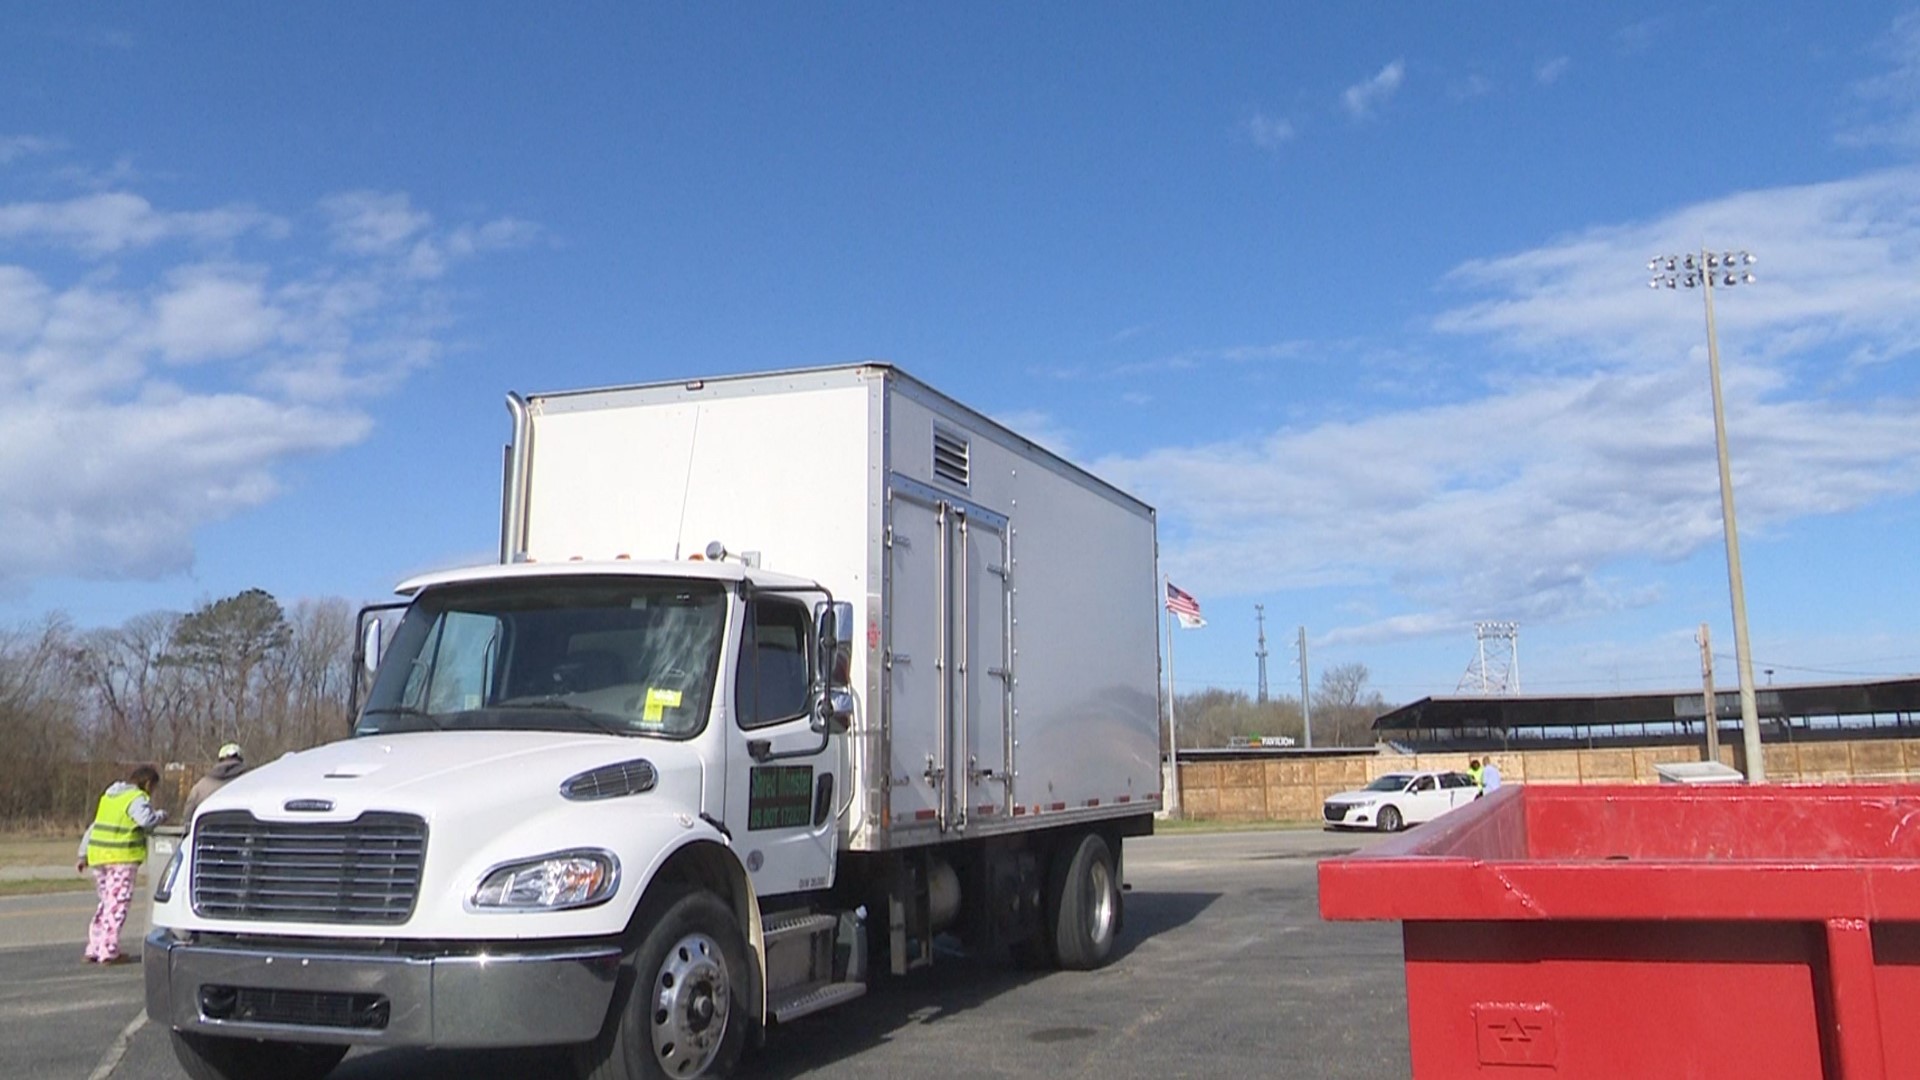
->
[144, 929, 622, 1048]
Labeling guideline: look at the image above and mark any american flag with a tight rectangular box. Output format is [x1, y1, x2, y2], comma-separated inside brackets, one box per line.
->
[1165, 582, 1206, 629]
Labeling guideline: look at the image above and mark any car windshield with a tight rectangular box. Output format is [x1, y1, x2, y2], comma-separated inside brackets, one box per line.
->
[356, 576, 727, 740]
[1363, 774, 1413, 792]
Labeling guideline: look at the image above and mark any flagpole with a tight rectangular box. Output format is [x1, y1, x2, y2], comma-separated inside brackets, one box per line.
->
[1164, 575, 1182, 817]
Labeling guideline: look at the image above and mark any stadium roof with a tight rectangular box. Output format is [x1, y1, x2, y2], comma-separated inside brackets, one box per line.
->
[1372, 676, 1920, 733]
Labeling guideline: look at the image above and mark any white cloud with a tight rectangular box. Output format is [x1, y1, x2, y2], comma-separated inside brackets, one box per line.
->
[151, 268, 282, 362]
[0, 179, 536, 588]
[0, 391, 366, 583]
[0, 136, 58, 165]
[447, 217, 543, 257]
[1842, 11, 1920, 150]
[1435, 168, 1920, 368]
[320, 190, 432, 256]
[0, 192, 284, 254]
[1449, 74, 1494, 102]
[1342, 60, 1405, 119]
[991, 408, 1076, 457]
[1099, 170, 1920, 646]
[1245, 111, 1296, 150]
[321, 193, 540, 281]
[1535, 56, 1571, 86]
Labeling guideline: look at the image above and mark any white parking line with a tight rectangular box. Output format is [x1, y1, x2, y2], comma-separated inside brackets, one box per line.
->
[85, 1011, 146, 1080]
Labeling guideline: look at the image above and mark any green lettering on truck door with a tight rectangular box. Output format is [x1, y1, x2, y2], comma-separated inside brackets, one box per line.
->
[747, 765, 814, 830]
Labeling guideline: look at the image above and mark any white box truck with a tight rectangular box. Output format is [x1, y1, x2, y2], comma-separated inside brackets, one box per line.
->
[145, 364, 1163, 1080]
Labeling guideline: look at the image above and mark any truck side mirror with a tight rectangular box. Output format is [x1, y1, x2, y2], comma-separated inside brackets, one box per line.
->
[815, 600, 854, 689]
[362, 617, 384, 675]
[813, 600, 855, 733]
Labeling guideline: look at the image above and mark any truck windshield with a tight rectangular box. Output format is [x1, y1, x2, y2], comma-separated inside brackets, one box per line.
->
[356, 577, 727, 740]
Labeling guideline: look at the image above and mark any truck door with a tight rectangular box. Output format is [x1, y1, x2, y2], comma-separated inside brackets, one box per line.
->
[886, 477, 1013, 833]
[724, 595, 842, 896]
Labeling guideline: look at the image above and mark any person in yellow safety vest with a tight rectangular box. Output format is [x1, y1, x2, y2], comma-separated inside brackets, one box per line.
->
[75, 764, 168, 965]
[1468, 759, 1484, 798]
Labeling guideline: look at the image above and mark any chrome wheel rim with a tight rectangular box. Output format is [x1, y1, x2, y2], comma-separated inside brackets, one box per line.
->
[1087, 857, 1116, 948]
[650, 931, 729, 1076]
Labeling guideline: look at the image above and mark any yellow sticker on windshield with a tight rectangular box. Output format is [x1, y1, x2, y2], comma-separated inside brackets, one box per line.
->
[642, 687, 684, 722]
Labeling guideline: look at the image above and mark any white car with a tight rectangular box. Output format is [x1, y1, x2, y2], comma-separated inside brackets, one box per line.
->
[1322, 770, 1480, 832]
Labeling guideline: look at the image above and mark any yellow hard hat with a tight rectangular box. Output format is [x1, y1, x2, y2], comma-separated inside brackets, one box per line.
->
[217, 742, 243, 760]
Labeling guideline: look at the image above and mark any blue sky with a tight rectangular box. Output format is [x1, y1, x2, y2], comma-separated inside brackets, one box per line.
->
[3, 4, 1919, 703]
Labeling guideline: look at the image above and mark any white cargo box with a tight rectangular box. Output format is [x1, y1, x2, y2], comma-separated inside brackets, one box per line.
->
[506, 364, 1163, 851]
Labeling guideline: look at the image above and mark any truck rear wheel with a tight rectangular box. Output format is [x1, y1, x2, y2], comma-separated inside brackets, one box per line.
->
[1047, 833, 1120, 970]
[168, 1031, 348, 1080]
[575, 886, 751, 1080]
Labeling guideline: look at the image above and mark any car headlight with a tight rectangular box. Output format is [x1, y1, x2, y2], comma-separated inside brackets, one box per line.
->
[469, 850, 620, 911]
[153, 848, 184, 903]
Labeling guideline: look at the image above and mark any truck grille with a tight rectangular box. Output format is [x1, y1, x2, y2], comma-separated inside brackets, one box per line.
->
[192, 811, 427, 925]
[200, 986, 392, 1030]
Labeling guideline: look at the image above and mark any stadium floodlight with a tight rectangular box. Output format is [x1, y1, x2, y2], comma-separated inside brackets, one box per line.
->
[1649, 249, 1764, 781]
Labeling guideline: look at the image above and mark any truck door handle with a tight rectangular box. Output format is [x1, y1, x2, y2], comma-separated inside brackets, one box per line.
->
[748, 739, 772, 762]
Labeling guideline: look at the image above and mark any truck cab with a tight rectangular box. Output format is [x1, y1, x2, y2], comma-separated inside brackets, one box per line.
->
[147, 559, 853, 1080]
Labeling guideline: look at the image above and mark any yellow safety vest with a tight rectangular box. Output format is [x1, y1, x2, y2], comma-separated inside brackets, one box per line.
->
[86, 787, 149, 867]
[1468, 766, 1484, 789]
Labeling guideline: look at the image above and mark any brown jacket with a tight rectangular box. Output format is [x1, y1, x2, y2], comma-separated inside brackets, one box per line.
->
[183, 758, 249, 822]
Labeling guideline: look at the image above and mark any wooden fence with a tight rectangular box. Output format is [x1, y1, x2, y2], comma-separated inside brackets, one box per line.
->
[1174, 737, 1920, 823]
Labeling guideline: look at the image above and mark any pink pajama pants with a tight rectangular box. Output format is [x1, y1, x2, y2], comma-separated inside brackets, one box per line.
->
[85, 863, 137, 961]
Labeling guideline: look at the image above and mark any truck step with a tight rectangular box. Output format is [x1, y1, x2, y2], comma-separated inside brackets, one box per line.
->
[762, 912, 838, 947]
[768, 980, 867, 1024]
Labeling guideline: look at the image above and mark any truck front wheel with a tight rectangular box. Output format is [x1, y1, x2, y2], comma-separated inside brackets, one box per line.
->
[576, 886, 751, 1080]
[169, 1031, 348, 1080]
[1048, 833, 1121, 970]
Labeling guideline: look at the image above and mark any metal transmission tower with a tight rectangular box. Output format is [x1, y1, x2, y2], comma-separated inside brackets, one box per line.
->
[1457, 621, 1521, 695]
[1254, 605, 1270, 704]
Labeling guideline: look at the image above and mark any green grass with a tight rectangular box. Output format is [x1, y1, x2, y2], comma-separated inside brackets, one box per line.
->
[1153, 817, 1323, 834]
[0, 876, 98, 897]
[0, 835, 80, 870]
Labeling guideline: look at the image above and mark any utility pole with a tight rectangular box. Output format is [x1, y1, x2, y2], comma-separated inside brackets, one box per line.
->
[1297, 626, 1312, 749]
[1697, 622, 1721, 763]
[1255, 605, 1270, 705]
[1649, 249, 1764, 781]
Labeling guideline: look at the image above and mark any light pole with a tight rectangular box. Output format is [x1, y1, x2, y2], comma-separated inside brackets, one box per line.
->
[1649, 249, 1764, 781]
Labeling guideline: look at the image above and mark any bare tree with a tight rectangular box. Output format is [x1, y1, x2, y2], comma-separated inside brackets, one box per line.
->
[1171, 687, 1304, 749]
[73, 611, 189, 761]
[265, 598, 357, 754]
[1311, 662, 1389, 747]
[0, 617, 89, 823]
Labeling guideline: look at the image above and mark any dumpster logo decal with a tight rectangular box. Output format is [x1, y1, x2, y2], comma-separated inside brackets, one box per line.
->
[1474, 1003, 1558, 1068]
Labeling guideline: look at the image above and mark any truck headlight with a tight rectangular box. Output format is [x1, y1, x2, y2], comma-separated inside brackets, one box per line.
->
[153, 848, 184, 903]
[469, 850, 620, 911]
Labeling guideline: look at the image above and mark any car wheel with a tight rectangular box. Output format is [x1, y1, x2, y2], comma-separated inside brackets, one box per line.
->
[1377, 806, 1403, 833]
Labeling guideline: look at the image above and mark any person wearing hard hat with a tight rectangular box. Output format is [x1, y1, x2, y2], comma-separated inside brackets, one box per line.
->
[75, 763, 167, 964]
[183, 742, 249, 823]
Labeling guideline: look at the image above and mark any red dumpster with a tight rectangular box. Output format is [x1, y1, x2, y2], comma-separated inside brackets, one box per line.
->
[1318, 783, 1920, 1079]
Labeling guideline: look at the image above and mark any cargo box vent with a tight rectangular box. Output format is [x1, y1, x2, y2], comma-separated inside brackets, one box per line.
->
[933, 428, 970, 487]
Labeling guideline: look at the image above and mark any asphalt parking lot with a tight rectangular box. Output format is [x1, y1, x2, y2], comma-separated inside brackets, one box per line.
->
[0, 827, 1409, 1080]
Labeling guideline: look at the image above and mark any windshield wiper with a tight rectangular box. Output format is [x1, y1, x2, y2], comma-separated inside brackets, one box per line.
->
[489, 700, 632, 737]
[358, 705, 446, 732]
